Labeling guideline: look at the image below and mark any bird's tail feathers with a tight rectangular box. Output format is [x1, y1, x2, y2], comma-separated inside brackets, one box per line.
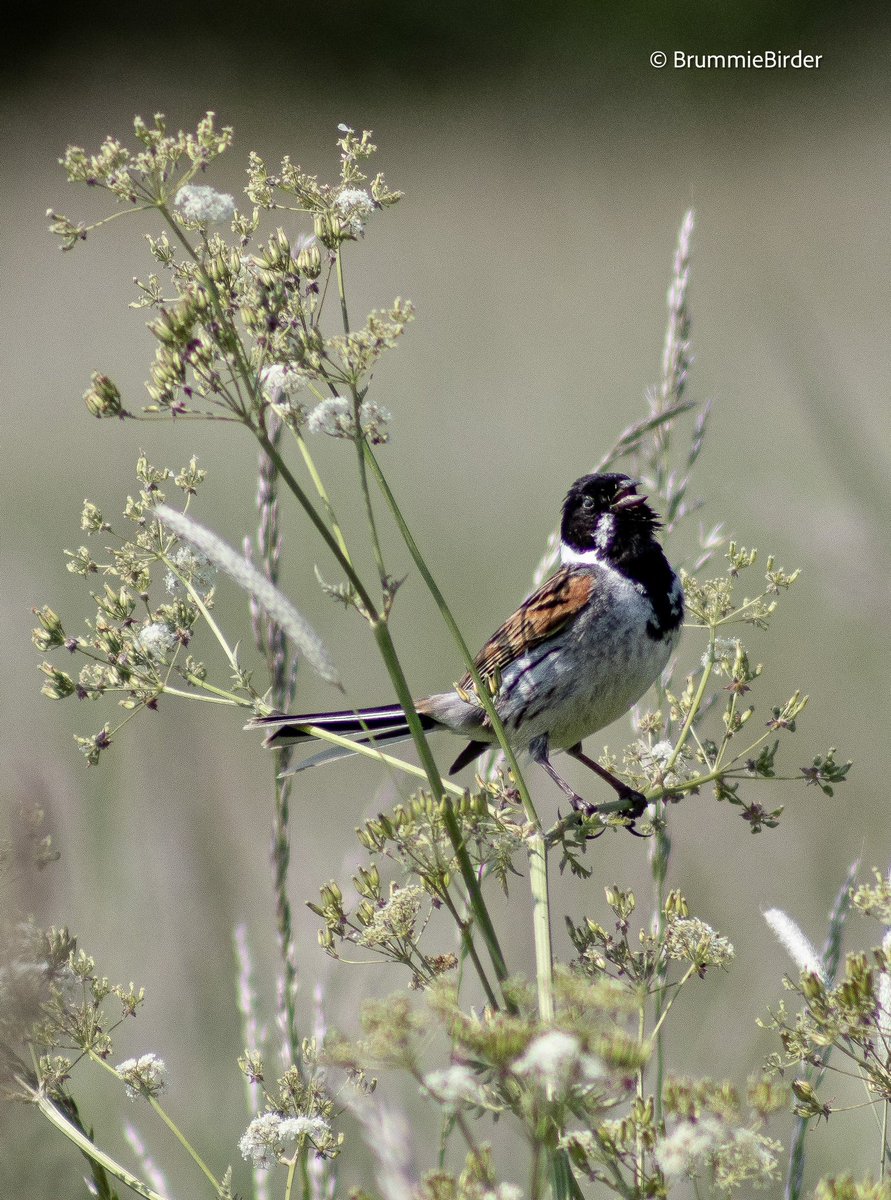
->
[246, 705, 437, 772]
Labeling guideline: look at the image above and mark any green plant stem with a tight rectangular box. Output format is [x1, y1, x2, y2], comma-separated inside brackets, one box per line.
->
[147, 1095, 220, 1191]
[289, 427, 353, 564]
[266, 417, 508, 1003]
[332, 246, 395, 596]
[256, 430, 378, 617]
[370, 617, 512, 998]
[33, 1092, 169, 1200]
[663, 638, 714, 776]
[89, 1052, 219, 1191]
[363, 445, 554, 1017]
[284, 1156, 298, 1200]
[651, 824, 670, 1125]
[437, 888, 500, 1009]
[649, 964, 697, 1042]
[635, 998, 646, 1189]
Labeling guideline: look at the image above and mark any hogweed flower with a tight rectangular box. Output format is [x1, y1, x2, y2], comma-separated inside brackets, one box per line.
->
[655, 1115, 723, 1177]
[116, 1053, 167, 1099]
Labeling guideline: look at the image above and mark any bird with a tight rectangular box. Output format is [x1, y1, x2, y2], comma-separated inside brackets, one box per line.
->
[247, 472, 684, 821]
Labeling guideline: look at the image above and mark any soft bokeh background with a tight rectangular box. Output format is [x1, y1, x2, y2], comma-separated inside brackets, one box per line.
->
[2, 5, 889, 1195]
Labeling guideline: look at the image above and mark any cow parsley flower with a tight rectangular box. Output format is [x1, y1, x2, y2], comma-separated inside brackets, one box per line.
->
[239, 1112, 331, 1168]
[513, 1030, 581, 1090]
[164, 547, 216, 597]
[423, 1063, 482, 1108]
[116, 1053, 167, 1099]
[665, 917, 735, 969]
[307, 397, 390, 444]
[136, 622, 178, 661]
[336, 188, 374, 215]
[174, 184, 236, 225]
[260, 363, 307, 399]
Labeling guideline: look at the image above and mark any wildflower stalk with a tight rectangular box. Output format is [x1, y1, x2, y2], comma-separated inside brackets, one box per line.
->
[251, 423, 302, 1068]
[89, 1051, 220, 1191]
[259, 421, 510, 1005]
[33, 1092, 170, 1200]
[363, 446, 555, 1019]
[289, 427, 353, 564]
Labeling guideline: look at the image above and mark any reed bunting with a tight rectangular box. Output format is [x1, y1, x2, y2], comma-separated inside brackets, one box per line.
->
[248, 473, 684, 821]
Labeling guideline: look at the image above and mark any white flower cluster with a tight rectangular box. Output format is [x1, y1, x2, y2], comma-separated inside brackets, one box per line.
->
[422, 1062, 483, 1109]
[306, 396, 391, 444]
[358, 885, 424, 947]
[335, 187, 375, 234]
[136, 622, 178, 662]
[164, 546, 216, 597]
[655, 1116, 724, 1177]
[239, 1111, 331, 1169]
[703, 636, 739, 673]
[657, 1119, 780, 1188]
[512, 1030, 603, 1094]
[174, 184, 236, 225]
[260, 363, 308, 398]
[116, 1053, 167, 1100]
[665, 917, 735, 968]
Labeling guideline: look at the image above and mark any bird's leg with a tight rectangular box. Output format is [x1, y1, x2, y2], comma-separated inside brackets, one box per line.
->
[529, 735, 598, 819]
[566, 743, 648, 834]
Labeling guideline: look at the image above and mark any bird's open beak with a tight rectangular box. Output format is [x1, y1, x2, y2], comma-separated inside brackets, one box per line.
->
[613, 482, 647, 509]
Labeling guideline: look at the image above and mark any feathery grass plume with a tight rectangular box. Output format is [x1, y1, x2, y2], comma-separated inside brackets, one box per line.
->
[154, 504, 341, 687]
[781, 861, 863, 1200]
[348, 1096, 417, 1200]
[244, 415, 302, 1069]
[233, 923, 266, 1117]
[763, 909, 823, 977]
[123, 1123, 172, 1198]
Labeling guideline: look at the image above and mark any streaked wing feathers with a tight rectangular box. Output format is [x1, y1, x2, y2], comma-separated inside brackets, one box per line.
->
[459, 567, 594, 692]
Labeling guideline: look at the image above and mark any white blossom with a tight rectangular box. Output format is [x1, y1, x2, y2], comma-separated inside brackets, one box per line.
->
[513, 1030, 581, 1090]
[655, 1116, 723, 1177]
[423, 1063, 482, 1107]
[763, 908, 823, 977]
[136, 622, 178, 661]
[878, 928, 891, 1042]
[239, 1112, 331, 1168]
[116, 1053, 167, 1099]
[260, 363, 307, 399]
[307, 397, 391, 444]
[336, 188, 374, 215]
[164, 546, 216, 597]
[174, 184, 236, 224]
[665, 917, 735, 968]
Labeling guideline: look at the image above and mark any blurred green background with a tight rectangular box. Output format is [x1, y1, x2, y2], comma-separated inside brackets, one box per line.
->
[2, 3, 889, 1195]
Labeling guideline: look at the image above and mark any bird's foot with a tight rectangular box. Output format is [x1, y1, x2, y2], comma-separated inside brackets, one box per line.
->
[569, 793, 606, 839]
[617, 787, 650, 837]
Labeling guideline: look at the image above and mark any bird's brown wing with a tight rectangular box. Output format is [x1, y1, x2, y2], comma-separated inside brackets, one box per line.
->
[458, 566, 595, 694]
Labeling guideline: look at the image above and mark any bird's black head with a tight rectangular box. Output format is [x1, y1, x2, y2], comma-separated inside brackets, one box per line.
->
[560, 473, 661, 562]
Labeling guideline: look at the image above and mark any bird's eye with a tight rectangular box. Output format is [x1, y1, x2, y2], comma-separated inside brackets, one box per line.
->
[581, 495, 595, 511]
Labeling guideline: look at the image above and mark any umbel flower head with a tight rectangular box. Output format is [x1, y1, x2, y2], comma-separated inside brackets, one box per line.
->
[239, 1112, 333, 1168]
[116, 1053, 167, 1099]
[174, 184, 236, 225]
